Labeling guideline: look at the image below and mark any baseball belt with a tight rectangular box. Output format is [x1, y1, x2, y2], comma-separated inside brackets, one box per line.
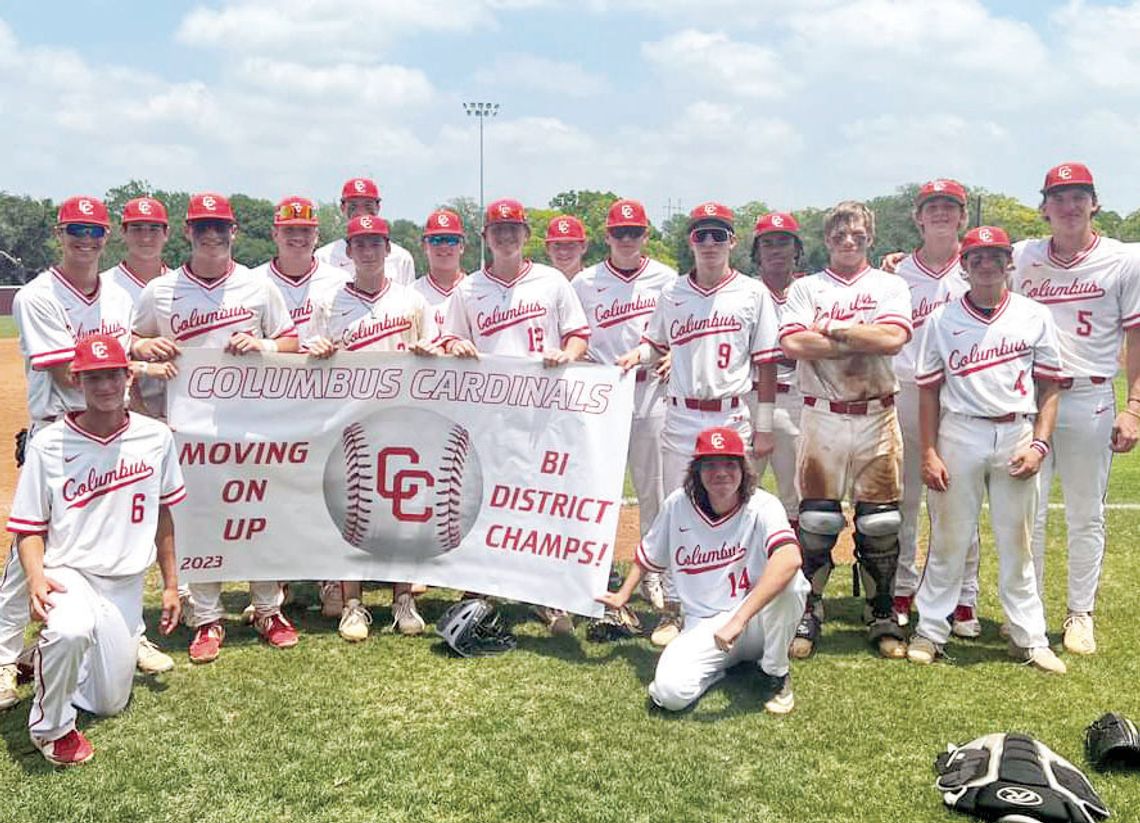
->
[802, 394, 895, 415]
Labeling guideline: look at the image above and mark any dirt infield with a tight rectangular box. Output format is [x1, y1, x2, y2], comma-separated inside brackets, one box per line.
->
[0, 339, 25, 529]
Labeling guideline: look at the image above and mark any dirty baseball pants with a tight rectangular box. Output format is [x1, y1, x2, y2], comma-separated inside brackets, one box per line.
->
[28, 567, 142, 742]
[896, 380, 979, 605]
[187, 581, 283, 626]
[916, 413, 1047, 649]
[1030, 381, 1114, 615]
[648, 573, 808, 711]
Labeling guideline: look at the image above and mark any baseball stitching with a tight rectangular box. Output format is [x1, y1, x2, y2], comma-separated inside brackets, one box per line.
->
[435, 424, 472, 550]
[340, 422, 372, 547]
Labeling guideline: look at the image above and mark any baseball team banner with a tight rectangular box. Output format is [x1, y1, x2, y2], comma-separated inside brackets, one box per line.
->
[166, 350, 634, 616]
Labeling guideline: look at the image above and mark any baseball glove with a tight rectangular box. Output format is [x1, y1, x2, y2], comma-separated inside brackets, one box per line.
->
[934, 732, 1109, 822]
[586, 605, 642, 643]
[1086, 712, 1140, 770]
[14, 428, 28, 467]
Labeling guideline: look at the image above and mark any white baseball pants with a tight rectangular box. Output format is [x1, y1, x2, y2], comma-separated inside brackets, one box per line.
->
[896, 381, 979, 605]
[628, 378, 666, 536]
[1030, 381, 1114, 615]
[751, 387, 802, 521]
[187, 581, 283, 626]
[648, 573, 808, 711]
[916, 413, 1047, 649]
[0, 544, 29, 666]
[28, 567, 142, 742]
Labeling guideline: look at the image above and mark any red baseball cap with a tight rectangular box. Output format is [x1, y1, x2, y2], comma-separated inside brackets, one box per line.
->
[1042, 162, 1095, 193]
[121, 197, 168, 226]
[688, 201, 735, 231]
[693, 426, 746, 458]
[347, 214, 389, 239]
[915, 179, 967, 208]
[186, 193, 236, 223]
[423, 209, 464, 237]
[485, 198, 527, 226]
[341, 178, 381, 201]
[274, 196, 319, 227]
[960, 226, 1012, 255]
[754, 212, 800, 237]
[545, 215, 586, 243]
[57, 196, 111, 228]
[606, 199, 649, 229]
[71, 334, 130, 373]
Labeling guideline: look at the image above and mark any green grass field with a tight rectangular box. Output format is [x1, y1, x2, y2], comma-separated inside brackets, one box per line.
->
[0, 316, 17, 339]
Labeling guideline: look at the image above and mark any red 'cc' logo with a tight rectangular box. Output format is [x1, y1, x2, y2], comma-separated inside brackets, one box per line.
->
[377, 447, 434, 522]
[91, 341, 109, 359]
[979, 228, 994, 242]
[354, 180, 367, 193]
[710, 432, 725, 450]
[1058, 166, 1072, 180]
[202, 196, 217, 211]
[557, 219, 570, 233]
[138, 200, 152, 214]
[437, 213, 450, 227]
[620, 204, 634, 219]
[771, 215, 784, 226]
[78, 199, 94, 215]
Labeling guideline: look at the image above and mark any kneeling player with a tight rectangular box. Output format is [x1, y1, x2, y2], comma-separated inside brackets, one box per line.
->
[598, 427, 807, 714]
[909, 228, 1065, 673]
[6, 335, 184, 764]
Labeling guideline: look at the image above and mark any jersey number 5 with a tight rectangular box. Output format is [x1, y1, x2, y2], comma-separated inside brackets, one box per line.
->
[728, 568, 752, 598]
[1076, 310, 1093, 337]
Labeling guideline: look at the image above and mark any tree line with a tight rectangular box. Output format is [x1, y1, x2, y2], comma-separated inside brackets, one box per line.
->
[2, 179, 1138, 284]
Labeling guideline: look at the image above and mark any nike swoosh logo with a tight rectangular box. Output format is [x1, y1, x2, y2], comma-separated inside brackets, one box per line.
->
[673, 301, 685, 306]
[597, 287, 609, 293]
[475, 294, 491, 301]
[64, 454, 79, 463]
[952, 329, 967, 336]
[171, 295, 184, 301]
[679, 526, 690, 532]
[1094, 406, 1111, 415]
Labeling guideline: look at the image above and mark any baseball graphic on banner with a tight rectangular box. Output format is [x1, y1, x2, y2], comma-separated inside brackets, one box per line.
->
[323, 407, 484, 557]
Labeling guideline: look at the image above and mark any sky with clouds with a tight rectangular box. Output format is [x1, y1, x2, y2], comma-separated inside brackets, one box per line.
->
[2, 0, 1139, 225]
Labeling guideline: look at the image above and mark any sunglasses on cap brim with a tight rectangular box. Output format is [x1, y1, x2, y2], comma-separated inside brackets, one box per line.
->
[62, 224, 108, 239]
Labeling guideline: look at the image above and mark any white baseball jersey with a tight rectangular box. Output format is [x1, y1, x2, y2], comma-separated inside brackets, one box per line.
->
[1012, 235, 1140, 378]
[780, 265, 913, 401]
[572, 257, 678, 365]
[412, 273, 465, 332]
[103, 262, 172, 418]
[255, 258, 346, 342]
[13, 269, 135, 423]
[635, 488, 797, 619]
[315, 238, 416, 287]
[915, 293, 1063, 417]
[6, 412, 186, 577]
[442, 261, 590, 357]
[643, 271, 780, 399]
[133, 262, 297, 348]
[102, 262, 166, 302]
[311, 280, 439, 352]
[894, 252, 970, 383]
[761, 281, 799, 387]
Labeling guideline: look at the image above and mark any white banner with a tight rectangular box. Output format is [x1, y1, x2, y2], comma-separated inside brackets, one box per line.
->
[166, 350, 634, 616]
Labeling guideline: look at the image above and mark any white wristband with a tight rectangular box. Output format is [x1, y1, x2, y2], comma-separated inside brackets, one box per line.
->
[753, 402, 775, 433]
[261, 339, 278, 353]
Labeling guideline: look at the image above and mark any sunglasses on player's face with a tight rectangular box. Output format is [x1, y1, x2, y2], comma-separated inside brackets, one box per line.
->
[690, 227, 731, 245]
[190, 219, 235, 235]
[426, 235, 463, 246]
[63, 224, 107, 239]
[609, 226, 646, 241]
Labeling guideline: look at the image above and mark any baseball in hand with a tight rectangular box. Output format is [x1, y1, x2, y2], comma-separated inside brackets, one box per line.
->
[323, 407, 484, 557]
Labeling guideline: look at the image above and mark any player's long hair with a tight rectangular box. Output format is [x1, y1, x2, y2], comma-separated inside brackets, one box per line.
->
[684, 456, 756, 520]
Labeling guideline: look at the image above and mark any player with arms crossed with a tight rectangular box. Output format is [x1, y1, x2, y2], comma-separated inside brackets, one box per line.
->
[619, 202, 781, 646]
[780, 200, 912, 660]
[1012, 162, 1140, 655]
[441, 198, 590, 634]
[891, 180, 982, 637]
[908, 227, 1066, 673]
[598, 427, 807, 714]
[315, 178, 415, 286]
[1, 197, 143, 710]
[412, 209, 467, 332]
[7, 334, 185, 764]
[308, 215, 441, 640]
[750, 212, 806, 536]
[574, 200, 676, 612]
[133, 193, 299, 664]
[545, 214, 589, 280]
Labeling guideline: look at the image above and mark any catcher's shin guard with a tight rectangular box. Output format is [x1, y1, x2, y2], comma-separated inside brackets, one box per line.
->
[853, 502, 902, 626]
[798, 499, 844, 597]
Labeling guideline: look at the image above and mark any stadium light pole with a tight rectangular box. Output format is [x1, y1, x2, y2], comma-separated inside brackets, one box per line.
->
[463, 101, 500, 268]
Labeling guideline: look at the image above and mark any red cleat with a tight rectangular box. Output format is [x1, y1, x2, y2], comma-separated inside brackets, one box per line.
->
[255, 612, 299, 649]
[33, 728, 95, 766]
[189, 621, 225, 664]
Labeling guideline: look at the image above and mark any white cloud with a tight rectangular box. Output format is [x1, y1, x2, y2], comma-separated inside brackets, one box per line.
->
[472, 54, 608, 97]
[1054, 0, 1140, 92]
[237, 58, 435, 105]
[641, 30, 787, 98]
